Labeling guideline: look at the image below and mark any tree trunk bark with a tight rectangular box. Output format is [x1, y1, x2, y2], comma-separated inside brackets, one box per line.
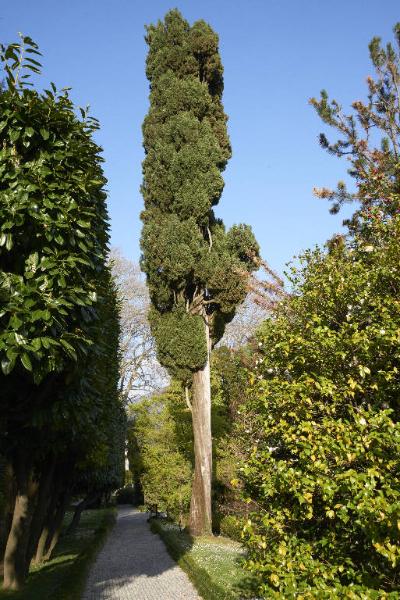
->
[24, 458, 55, 573]
[65, 491, 99, 536]
[0, 461, 15, 558]
[34, 524, 50, 565]
[43, 490, 70, 561]
[3, 460, 38, 591]
[33, 482, 61, 564]
[65, 497, 87, 536]
[189, 316, 212, 537]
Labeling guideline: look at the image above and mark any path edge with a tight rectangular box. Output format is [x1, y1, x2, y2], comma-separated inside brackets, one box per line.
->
[150, 519, 236, 600]
[73, 507, 117, 600]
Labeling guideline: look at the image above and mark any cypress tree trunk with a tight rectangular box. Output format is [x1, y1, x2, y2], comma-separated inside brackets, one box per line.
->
[189, 317, 212, 536]
[3, 460, 38, 591]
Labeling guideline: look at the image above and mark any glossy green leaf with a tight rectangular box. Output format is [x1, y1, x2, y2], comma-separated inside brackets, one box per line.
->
[21, 352, 32, 371]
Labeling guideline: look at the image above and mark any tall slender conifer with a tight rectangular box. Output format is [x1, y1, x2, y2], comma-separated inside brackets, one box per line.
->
[140, 10, 259, 535]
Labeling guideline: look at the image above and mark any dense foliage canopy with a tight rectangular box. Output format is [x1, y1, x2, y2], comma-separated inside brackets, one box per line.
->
[242, 216, 400, 597]
[0, 36, 124, 590]
[140, 9, 259, 382]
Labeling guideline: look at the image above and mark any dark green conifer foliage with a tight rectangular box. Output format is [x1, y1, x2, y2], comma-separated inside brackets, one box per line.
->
[140, 9, 259, 382]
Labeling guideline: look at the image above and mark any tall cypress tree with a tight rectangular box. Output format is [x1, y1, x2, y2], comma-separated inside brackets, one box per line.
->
[140, 9, 259, 535]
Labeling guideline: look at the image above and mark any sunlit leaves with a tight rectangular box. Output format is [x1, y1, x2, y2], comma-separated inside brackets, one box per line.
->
[0, 37, 109, 381]
[0, 34, 42, 90]
[241, 217, 400, 597]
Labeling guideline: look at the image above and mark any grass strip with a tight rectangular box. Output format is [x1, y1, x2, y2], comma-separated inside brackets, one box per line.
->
[0, 507, 116, 600]
[150, 518, 255, 600]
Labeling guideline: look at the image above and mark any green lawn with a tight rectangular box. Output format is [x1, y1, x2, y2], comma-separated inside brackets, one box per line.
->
[0, 507, 115, 600]
[150, 519, 257, 600]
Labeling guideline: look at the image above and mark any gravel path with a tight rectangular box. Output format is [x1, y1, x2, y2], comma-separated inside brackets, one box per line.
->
[82, 506, 200, 600]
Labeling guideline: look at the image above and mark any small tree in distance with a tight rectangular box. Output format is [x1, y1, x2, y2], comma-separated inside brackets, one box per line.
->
[140, 9, 259, 535]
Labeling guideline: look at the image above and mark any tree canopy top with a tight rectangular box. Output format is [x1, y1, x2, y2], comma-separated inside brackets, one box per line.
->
[140, 10, 259, 382]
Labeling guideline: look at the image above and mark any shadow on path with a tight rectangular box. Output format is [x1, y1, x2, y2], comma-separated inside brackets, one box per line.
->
[83, 506, 199, 600]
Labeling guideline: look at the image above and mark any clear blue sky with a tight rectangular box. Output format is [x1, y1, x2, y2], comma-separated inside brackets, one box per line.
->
[2, 1, 399, 275]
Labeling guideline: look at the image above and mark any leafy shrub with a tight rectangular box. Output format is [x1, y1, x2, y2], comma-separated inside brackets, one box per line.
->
[219, 515, 243, 542]
[128, 386, 192, 521]
[241, 217, 400, 597]
[0, 36, 109, 384]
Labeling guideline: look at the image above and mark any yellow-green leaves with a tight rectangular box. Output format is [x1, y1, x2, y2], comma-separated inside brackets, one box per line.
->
[240, 216, 400, 597]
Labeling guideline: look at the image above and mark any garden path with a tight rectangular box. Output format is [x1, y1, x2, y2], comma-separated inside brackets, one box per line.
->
[82, 505, 200, 600]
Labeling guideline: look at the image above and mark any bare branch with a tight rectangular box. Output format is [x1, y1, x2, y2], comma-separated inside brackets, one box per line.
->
[109, 248, 169, 404]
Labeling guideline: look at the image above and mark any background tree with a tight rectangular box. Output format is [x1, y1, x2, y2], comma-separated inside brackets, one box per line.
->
[128, 386, 192, 524]
[311, 23, 400, 233]
[109, 248, 168, 403]
[127, 363, 249, 533]
[221, 258, 286, 348]
[140, 9, 259, 536]
[210, 345, 255, 534]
